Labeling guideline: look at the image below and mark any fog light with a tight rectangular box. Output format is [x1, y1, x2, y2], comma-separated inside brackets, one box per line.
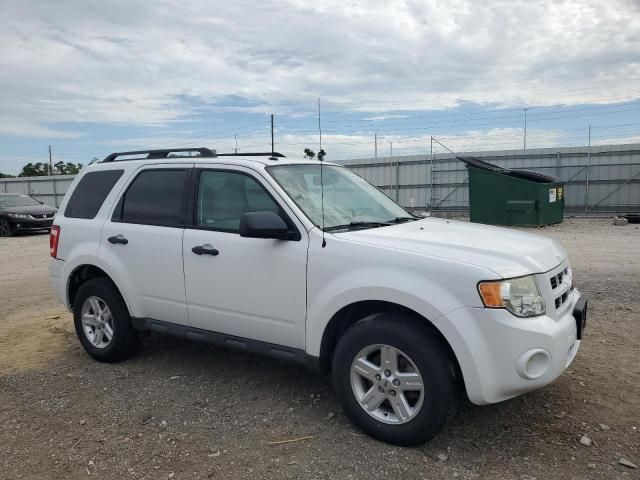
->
[516, 349, 551, 379]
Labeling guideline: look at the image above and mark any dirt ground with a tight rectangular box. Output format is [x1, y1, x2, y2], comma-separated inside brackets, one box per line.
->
[1, 218, 639, 480]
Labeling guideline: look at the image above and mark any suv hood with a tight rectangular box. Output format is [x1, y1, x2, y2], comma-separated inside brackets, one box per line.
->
[1, 204, 57, 215]
[335, 217, 566, 278]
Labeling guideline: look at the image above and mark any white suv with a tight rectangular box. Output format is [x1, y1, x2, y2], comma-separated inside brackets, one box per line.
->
[49, 148, 587, 445]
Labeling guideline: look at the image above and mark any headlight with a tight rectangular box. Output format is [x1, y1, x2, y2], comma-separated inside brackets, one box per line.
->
[478, 275, 545, 317]
[7, 213, 29, 219]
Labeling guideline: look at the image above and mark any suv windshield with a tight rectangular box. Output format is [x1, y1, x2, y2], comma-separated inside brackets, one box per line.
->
[268, 164, 415, 231]
[0, 195, 41, 208]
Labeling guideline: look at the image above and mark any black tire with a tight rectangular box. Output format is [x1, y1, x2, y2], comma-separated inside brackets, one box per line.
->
[332, 312, 457, 446]
[0, 217, 14, 237]
[73, 277, 140, 362]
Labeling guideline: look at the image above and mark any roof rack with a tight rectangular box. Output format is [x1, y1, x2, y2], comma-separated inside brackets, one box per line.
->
[217, 152, 285, 158]
[101, 148, 286, 162]
[102, 148, 216, 162]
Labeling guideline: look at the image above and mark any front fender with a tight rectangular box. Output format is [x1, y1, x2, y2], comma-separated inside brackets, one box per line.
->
[305, 230, 496, 357]
[305, 277, 454, 357]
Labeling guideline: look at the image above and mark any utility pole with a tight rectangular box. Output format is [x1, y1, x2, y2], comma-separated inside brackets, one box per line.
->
[317, 98, 322, 151]
[234, 134, 238, 154]
[270, 114, 274, 155]
[523, 108, 529, 150]
[48, 145, 53, 175]
[389, 141, 393, 157]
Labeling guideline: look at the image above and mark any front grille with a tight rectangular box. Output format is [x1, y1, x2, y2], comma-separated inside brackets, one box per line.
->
[549, 267, 571, 310]
[550, 270, 564, 289]
[554, 291, 569, 309]
[32, 214, 53, 219]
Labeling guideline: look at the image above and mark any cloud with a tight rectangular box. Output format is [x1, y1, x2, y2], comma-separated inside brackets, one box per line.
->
[1, 0, 640, 137]
[0, 117, 84, 139]
[362, 115, 411, 121]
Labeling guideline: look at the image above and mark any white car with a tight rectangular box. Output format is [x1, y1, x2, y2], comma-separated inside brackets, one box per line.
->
[49, 148, 587, 445]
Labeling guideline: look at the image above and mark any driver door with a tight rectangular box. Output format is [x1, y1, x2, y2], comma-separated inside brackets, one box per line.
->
[182, 167, 308, 349]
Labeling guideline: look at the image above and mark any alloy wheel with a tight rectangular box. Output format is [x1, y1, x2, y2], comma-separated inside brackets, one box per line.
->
[350, 344, 424, 424]
[81, 296, 114, 349]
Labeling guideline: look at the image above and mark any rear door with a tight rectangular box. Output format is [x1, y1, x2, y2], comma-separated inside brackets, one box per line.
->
[182, 166, 308, 348]
[99, 165, 192, 325]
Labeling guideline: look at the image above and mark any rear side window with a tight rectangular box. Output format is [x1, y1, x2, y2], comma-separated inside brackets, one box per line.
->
[116, 169, 188, 227]
[64, 170, 124, 219]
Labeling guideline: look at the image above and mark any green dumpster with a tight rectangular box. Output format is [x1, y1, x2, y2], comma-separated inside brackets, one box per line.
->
[459, 156, 564, 226]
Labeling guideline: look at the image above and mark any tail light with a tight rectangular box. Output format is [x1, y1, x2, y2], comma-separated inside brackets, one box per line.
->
[50, 225, 61, 258]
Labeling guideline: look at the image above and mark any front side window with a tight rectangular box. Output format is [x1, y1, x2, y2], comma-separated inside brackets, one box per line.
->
[118, 169, 187, 227]
[268, 164, 413, 231]
[196, 170, 280, 232]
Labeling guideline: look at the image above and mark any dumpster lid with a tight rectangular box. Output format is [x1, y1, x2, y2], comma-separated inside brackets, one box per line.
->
[457, 156, 562, 184]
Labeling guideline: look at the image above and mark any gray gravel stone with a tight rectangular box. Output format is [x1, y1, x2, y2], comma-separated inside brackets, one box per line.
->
[618, 458, 638, 469]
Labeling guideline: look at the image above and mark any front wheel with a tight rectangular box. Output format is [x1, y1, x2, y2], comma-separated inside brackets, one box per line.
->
[332, 313, 457, 446]
[0, 218, 14, 237]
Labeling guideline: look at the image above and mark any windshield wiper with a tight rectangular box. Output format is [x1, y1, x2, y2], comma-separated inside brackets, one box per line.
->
[324, 221, 392, 232]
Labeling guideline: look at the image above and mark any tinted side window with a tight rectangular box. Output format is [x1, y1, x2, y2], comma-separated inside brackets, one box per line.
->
[120, 169, 187, 227]
[65, 170, 124, 219]
[197, 170, 280, 232]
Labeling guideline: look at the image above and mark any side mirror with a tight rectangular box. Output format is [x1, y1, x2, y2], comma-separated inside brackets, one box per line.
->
[239, 211, 293, 240]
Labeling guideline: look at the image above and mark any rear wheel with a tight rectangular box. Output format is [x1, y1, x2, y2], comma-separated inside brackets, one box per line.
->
[73, 278, 139, 362]
[0, 218, 14, 237]
[332, 312, 457, 445]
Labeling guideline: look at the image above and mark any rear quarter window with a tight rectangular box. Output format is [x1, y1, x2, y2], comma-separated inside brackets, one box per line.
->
[64, 170, 124, 219]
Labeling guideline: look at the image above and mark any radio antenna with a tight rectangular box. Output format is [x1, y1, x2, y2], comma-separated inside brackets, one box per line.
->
[318, 97, 326, 248]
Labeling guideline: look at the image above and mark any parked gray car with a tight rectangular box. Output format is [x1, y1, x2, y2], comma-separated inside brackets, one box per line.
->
[0, 193, 57, 236]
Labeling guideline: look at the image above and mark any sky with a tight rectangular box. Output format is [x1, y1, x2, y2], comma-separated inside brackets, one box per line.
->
[1, 0, 640, 174]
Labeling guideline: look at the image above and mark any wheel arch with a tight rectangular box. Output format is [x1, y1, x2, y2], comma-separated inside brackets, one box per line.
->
[317, 300, 464, 392]
[67, 264, 129, 313]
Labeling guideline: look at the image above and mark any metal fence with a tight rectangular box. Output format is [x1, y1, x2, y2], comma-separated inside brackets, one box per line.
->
[2, 142, 639, 214]
[0, 174, 75, 207]
[338, 143, 640, 214]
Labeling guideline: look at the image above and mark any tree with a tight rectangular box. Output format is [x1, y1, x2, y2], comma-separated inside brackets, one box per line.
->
[18, 161, 83, 177]
[317, 149, 326, 162]
[54, 161, 83, 175]
[0, 172, 13, 178]
[303, 148, 315, 160]
[18, 162, 49, 177]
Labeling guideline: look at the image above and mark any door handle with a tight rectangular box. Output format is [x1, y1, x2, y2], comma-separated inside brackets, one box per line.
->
[108, 235, 128, 245]
[192, 244, 219, 256]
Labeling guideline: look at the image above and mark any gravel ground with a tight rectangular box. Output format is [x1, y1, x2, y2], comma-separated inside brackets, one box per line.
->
[0, 218, 639, 480]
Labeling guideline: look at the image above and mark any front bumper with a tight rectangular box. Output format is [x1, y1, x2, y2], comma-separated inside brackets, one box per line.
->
[9, 217, 53, 230]
[436, 288, 586, 405]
